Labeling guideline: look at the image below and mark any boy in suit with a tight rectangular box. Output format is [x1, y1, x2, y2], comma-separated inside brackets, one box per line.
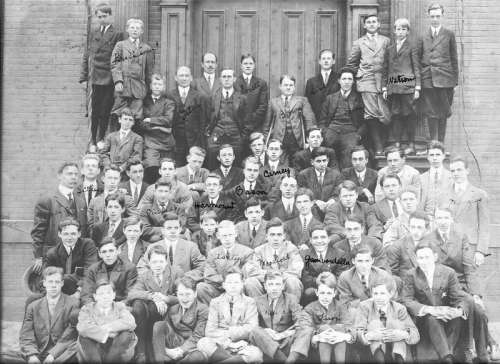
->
[152, 276, 209, 363]
[192, 52, 221, 99]
[305, 49, 340, 120]
[249, 270, 313, 363]
[119, 160, 149, 206]
[118, 216, 149, 265]
[341, 146, 378, 204]
[355, 277, 419, 363]
[248, 132, 267, 166]
[197, 268, 263, 363]
[372, 174, 403, 228]
[382, 18, 421, 154]
[304, 272, 355, 364]
[91, 192, 126, 246]
[346, 14, 391, 156]
[77, 281, 137, 363]
[260, 139, 295, 199]
[292, 128, 337, 172]
[46, 218, 98, 297]
[110, 18, 152, 124]
[191, 211, 221, 257]
[127, 245, 182, 362]
[263, 75, 316, 164]
[176, 146, 210, 201]
[264, 176, 300, 222]
[284, 188, 321, 249]
[79, 3, 124, 150]
[235, 198, 269, 249]
[382, 188, 419, 246]
[138, 74, 176, 183]
[75, 154, 103, 208]
[419, 3, 458, 142]
[98, 108, 143, 176]
[211, 144, 245, 192]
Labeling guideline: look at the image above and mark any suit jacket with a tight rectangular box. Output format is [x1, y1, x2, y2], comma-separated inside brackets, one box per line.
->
[118, 239, 149, 265]
[297, 167, 343, 202]
[31, 190, 88, 258]
[382, 213, 411, 247]
[318, 89, 365, 135]
[418, 168, 452, 215]
[118, 180, 149, 206]
[304, 299, 353, 333]
[323, 201, 383, 242]
[259, 162, 295, 199]
[253, 241, 304, 278]
[284, 215, 321, 247]
[91, 220, 126, 246]
[401, 264, 467, 316]
[300, 245, 351, 289]
[45, 238, 98, 284]
[80, 25, 124, 85]
[305, 71, 340, 120]
[111, 38, 152, 98]
[167, 86, 209, 147]
[204, 293, 258, 343]
[138, 94, 176, 154]
[81, 256, 138, 305]
[373, 198, 399, 226]
[382, 38, 421, 94]
[87, 192, 137, 234]
[20, 294, 79, 359]
[292, 147, 338, 172]
[139, 199, 185, 242]
[204, 243, 255, 288]
[236, 220, 268, 249]
[230, 180, 272, 221]
[234, 75, 269, 130]
[418, 27, 459, 88]
[263, 96, 316, 148]
[176, 165, 209, 193]
[191, 230, 220, 257]
[333, 236, 388, 272]
[341, 167, 378, 203]
[192, 75, 222, 98]
[186, 193, 238, 233]
[346, 33, 391, 93]
[374, 165, 421, 202]
[425, 227, 481, 296]
[254, 293, 308, 332]
[385, 235, 419, 278]
[264, 198, 299, 222]
[211, 165, 244, 191]
[165, 301, 209, 352]
[75, 179, 104, 208]
[101, 130, 143, 171]
[438, 183, 489, 254]
[207, 89, 249, 137]
[139, 179, 193, 213]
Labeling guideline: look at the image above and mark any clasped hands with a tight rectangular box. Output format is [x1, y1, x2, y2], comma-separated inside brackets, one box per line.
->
[264, 327, 296, 341]
[365, 328, 409, 343]
[313, 328, 351, 345]
[151, 292, 169, 315]
[424, 305, 464, 321]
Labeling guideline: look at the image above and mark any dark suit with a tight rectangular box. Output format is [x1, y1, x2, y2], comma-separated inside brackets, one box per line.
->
[230, 180, 271, 221]
[373, 198, 396, 226]
[383, 38, 421, 95]
[186, 194, 237, 233]
[296, 167, 343, 202]
[292, 147, 338, 172]
[139, 200, 184, 243]
[119, 239, 149, 265]
[100, 130, 143, 172]
[264, 199, 299, 222]
[118, 180, 149, 207]
[211, 165, 244, 192]
[75, 179, 104, 208]
[236, 220, 268, 249]
[31, 190, 88, 259]
[284, 215, 321, 247]
[333, 236, 388, 272]
[91, 220, 126, 246]
[234, 75, 269, 131]
[385, 235, 419, 278]
[191, 230, 220, 257]
[87, 192, 137, 234]
[341, 167, 378, 203]
[305, 71, 340, 120]
[192, 75, 221, 98]
[176, 166, 210, 199]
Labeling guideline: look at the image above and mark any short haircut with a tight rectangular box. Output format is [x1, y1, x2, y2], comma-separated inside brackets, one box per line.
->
[104, 164, 121, 175]
[266, 217, 284, 232]
[394, 18, 410, 30]
[162, 212, 180, 224]
[205, 173, 222, 184]
[126, 159, 144, 172]
[151, 73, 166, 84]
[218, 220, 235, 231]
[295, 187, 314, 201]
[385, 146, 403, 159]
[450, 155, 469, 169]
[249, 132, 265, 144]
[371, 276, 397, 293]
[380, 173, 402, 187]
[98, 237, 118, 250]
[189, 146, 206, 158]
[176, 276, 197, 291]
[415, 240, 438, 254]
[58, 218, 80, 232]
[245, 197, 262, 211]
[427, 140, 445, 154]
[126, 18, 144, 30]
[311, 147, 329, 160]
[200, 210, 219, 224]
[119, 107, 134, 118]
[364, 14, 379, 23]
[155, 177, 173, 190]
[264, 270, 283, 282]
[353, 244, 373, 258]
[351, 145, 369, 159]
[428, 3, 444, 14]
[310, 223, 327, 236]
[82, 153, 100, 166]
[400, 187, 419, 199]
[223, 266, 243, 281]
[409, 210, 430, 227]
[339, 180, 358, 193]
[218, 144, 234, 154]
[220, 68, 235, 76]
[42, 266, 64, 280]
[122, 216, 142, 229]
[243, 156, 260, 169]
[240, 53, 256, 63]
[267, 139, 282, 148]
[58, 161, 79, 174]
[435, 205, 453, 216]
[307, 127, 322, 137]
[105, 192, 125, 208]
[345, 214, 364, 227]
[95, 279, 115, 292]
[159, 157, 176, 169]
[280, 74, 296, 85]
[95, 3, 112, 15]
[338, 67, 356, 79]
[147, 244, 169, 261]
[316, 271, 337, 289]
[202, 52, 218, 63]
[318, 49, 335, 59]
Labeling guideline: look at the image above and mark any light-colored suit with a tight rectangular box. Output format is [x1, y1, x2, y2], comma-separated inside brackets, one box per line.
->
[100, 130, 143, 171]
[236, 220, 268, 249]
[374, 165, 421, 202]
[419, 168, 453, 215]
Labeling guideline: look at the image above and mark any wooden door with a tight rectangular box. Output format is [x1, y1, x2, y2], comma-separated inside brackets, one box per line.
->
[190, 0, 346, 96]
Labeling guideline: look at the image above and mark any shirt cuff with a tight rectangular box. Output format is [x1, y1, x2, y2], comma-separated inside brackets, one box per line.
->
[415, 86, 421, 91]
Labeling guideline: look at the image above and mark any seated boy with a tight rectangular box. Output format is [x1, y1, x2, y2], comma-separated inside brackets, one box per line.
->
[355, 277, 419, 363]
[191, 211, 221, 257]
[176, 146, 210, 201]
[91, 192, 126, 246]
[249, 270, 312, 363]
[77, 281, 137, 363]
[152, 276, 209, 363]
[197, 268, 263, 363]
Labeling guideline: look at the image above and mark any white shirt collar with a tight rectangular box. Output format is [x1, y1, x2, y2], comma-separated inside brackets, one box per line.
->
[357, 270, 370, 281]
[187, 165, 196, 177]
[397, 37, 406, 45]
[100, 24, 111, 33]
[164, 238, 178, 251]
[430, 166, 443, 175]
[341, 89, 352, 98]
[209, 195, 219, 204]
[282, 95, 291, 102]
[431, 25, 442, 34]
[315, 169, 325, 178]
[178, 85, 190, 92]
[367, 32, 378, 39]
[222, 87, 234, 98]
[129, 37, 139, 45]
[243, 74, 252, 82]
[301, 213, 313, 225]
[250, 222, 260, 231]
[244, 180, 255, 190]
[204, 72, 215, 81]
[282, 197, 294, 205]
[438, 228, 451, 240]
[322, 70, 331, 79]
[47, 295, 61, 306]
[120, 129, 130, 138]
[83, 179, 97, 188]
[58, 184, 74, 197]
[130, 180, 142, 190]
[62, 243, 74, 255]
[109, 218, 121, 230]
[268, 160, 279, 170]
[454, 181, 468, 193]
[422, 264, 435, 287]
[356, 168, 366, 179]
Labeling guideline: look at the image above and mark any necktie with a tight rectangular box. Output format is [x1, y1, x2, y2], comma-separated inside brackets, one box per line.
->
[287, 202, 292, 215]
[133, 185, 139, 205]
[302, 217, 308, 234]
[225, 90, 229, 99]
[169, 245, 174, 264]
[249, 182, 254, 191]
[108, 222, 115, 237]
[229, 298, 234, 318]
[101, 26, 105, 36]
[284, 96, 289, 109]
[391, 201, 399, 218]
[226, 249, 230, 260]
[159, 203, 166, 212]
[87, 187, 92, 206]
[442, 233, 448, 244]
[153, 97, 157, 104]
[156, 274, 162, 287]
[379, 309, 387, 328]
[67, 193, 76, 215]
[65, 247, 73, 274]
[433, 29, 438, 38]
[120, 131, 126, 140]
[361, 275, 369, 290]
[246, 77, 251, 86]
[222, 167, 228, 177]
[358, 173, 363, 184]
[323, 72, 328, 85]
[181, 89, 187, 104]
[434, 170, 439, 185]
[318, 172, 324, 186]
[273, 250, 279, 265]
[347, 208, 352, 216]
[207, 75, 212, 89]
[252, 226, 257, 238]
[270, 299, 276, 329]
[48, 301, 56, 318]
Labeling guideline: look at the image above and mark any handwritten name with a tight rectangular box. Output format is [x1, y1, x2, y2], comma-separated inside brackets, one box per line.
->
[258, 254, 290, 267]
[215, 254, 242, 261]
[304, 255, 351, 268]
[235, 186, 268, 196]
[113, 47, 155, 64]
[388, 75, 416, 84]
[82, 185, 99, 192]
[146, 208, 164, 215]
[263, 168, 290, 178]
[195, 201, 235, 209]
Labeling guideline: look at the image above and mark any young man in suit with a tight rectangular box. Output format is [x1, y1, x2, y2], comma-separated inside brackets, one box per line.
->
[263, 74, 316, 164]
[196, 268, 263, 363]
[296, 147, 343, 214]
[264, 176, 300, 222]
[191, 52, 221, 99]
[374, 147, 420, 202]
[176, 146, 210, 201]
[127, 245, 182, 362]
[284, 188, 321, 249]
[346, 14, 391, 156]
[119, 216, 149, 265]
[81, 237, 138, 305]
[77, 281, 137, 362]
[401, 241, 467, 363]
[341, 146, 378, 204]
[438, 156, 490, 266]
[152, 276, 209, 363]
[248, 132, 267, 166]
[91, 192, 126, 246]
[373, 174, 403, 228]
[305, 49, 340, 120]
[419, 140, 452, 216]
[382, 188, 419, 246]
[79, 3, 124, 150]
[98, 108, 143, 176]
[249, 270, 313, 363]
[119, 160, 149, 206]
[32, 162, 88, 274]
[382, 18, 421, 154]
[168, 66, 209, 166]
[235, 198, 269, 249]
[211, 144, 245, 192]
[46, 218, 98, 297]
[319, 67, 365, 170]
[197, 220, 260, 304]
[260, 139, 295, 199]
[110, 18, 152, 124]
[419, 3, 458, 143]
[138, 73, 176, 183]
[292, 128, 337, 172]
[324, 180, 383, 243]
[75, 153, 104, 208]
[191, 211, 221, 257]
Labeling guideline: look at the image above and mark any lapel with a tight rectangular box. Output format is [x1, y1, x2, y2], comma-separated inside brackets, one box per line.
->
[397, 38, 409, 57]
[133, 241, 145, 264]
[108, 258, 124, 283]
[380, 199, 392, 220]
[50, 295, 65, 329]
[112, 220, 123, 239]
[174, 239, 185, 259]
[118, 131, 132, 148]
[452, 184, 473, 217]
[272, 294, 285, 327]
[54, 191, 72, 213]
[430, 28, 446, 50]
[257, 297, 273, 328]
[288, 95, 299, 111]
[39, 297, 51, 331]
[362, 34, 376, 52]
[213, 90, 222, 117]
[184, 87, 196, 107]
[232, 91, 241, 113]
[404, 238, 418, 268]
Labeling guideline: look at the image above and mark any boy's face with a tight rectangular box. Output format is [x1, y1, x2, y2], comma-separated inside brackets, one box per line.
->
[43, 273, 64, 299]
[127, 164, 144, 184]
[429, 8, 443, 28]
[416, 247, 437, 272]
[155, 185, 172, 204]
[106, 200, 124, 222]
[364, 16, 380, 34]
[245, 205, 264, 225]
[395, 25, 409, 39]
[311, 155, 328, 173]
[316, 284, 335, 307]
[353, 252, 373, 276]
[58, 225, 80, 247]
[149, 252, 168, 276]
[244, 161, 260, 182]
[217, 225, 237, 250]
[104, 170, 120, 191]
[151, 78, 165, 95]
[223, 273, 243, 296]
[220, 70, 235, 88]
[98, 243, 119, 265]
[351, 151, 368, 172]
[119, 114, 135, 131]
[162, 220, 180, 241]
[264, 277, 284, 299]
[307, 130, 323, 148]
[427, 148, 445, 169]
[250, 139, 265, 157]
[123, 223, 141, 242]
[59, 166, 80, 189]
[409, 218, 427, 241]
[372, 284, 392, 307]
[387, 151, 404, 174]
[187, 153, 205, 171]
[266, 142, 282, 161]
[241, 57, 255, 75]
[339, 188, 357, 209]
[200, 218, 217, 236]
[311, 229, 329, 254]
[400, 192, 417, 214]
[205, 177, 222, 198]
[318, 51, 335, 71]
[450, 161, 469, 184]
[94, 284, 115, 307]
[338, 72, 354, 92]
[382, 178, 401, 201]
[83, 159, 99, 180]
[279, 78, 295, 96]
[345, 220, 362, 242]
[267, 225, 285, 249]
[127, 22, 143, 40]
[280, 177, 297, 199]
[159, 161, 176, 179]
[218, 147, 235, 167]
[435, 209, 453, 232]
[175, 67, 193, 88]
[96, 10, 111, 27]
[177, 284, 196, 309]
[202, 54, 217, 74]
[295, 194, 312, 215]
